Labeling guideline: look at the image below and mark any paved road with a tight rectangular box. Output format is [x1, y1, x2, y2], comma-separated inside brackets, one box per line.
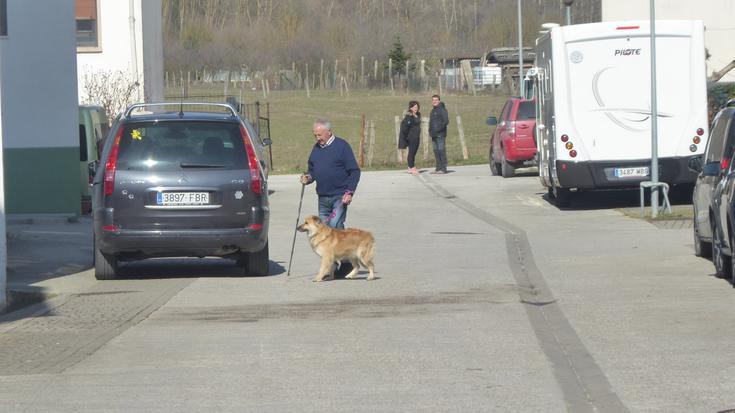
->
[0, 165, 733, 412]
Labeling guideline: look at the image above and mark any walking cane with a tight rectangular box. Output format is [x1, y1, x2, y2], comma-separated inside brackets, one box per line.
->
[287, 179, 306, 276]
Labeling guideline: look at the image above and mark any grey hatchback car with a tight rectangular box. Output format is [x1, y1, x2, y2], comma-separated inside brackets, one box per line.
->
[91, 103, 270, 280]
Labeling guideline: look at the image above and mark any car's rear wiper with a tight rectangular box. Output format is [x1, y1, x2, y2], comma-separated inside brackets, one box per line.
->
[179, 162, 226, 168]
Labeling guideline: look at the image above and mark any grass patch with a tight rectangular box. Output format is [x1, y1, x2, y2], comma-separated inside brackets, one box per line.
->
[618, 205, 693, 221]
[167, 87, 509, 173]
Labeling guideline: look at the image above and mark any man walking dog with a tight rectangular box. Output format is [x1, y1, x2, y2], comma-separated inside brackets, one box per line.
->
[300, 118, 361, 276]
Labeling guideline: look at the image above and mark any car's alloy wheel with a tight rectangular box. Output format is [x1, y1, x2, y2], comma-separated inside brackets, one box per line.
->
[693, 220, 712, 258]
[712, 220, 731, 278]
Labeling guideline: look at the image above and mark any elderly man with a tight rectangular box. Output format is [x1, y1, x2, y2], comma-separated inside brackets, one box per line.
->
[300, 119, 361, 276]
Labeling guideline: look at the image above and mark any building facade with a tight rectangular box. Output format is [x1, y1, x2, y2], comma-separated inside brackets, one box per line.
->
[76, 0, 164, 108]
[1, 0, 79, 214]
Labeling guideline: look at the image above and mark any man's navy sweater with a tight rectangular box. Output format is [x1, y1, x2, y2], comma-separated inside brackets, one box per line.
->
[307, 136, 361, 197]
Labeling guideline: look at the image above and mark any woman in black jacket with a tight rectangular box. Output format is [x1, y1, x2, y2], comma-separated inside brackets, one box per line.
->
[399, 100, 422, 174]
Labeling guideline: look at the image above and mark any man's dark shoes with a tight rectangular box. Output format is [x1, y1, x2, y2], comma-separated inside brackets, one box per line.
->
[334, 261, 354, 278]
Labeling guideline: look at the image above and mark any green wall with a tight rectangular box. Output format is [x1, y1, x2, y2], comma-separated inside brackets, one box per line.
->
[4, 147, 79, 214]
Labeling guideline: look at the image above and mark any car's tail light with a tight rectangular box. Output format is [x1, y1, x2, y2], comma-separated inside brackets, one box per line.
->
[507, 121, 516, 135]
[104, 127, 124, 196]
[722, 158, 730, 171]
[561, 134, 569, 142]
[697, 128, 704, 136]
[569, 150, 578, 158]
[240, 124, 262, 196]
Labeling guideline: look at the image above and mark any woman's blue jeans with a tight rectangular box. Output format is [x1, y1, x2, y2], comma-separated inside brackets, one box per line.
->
[318, 194, 347, 229]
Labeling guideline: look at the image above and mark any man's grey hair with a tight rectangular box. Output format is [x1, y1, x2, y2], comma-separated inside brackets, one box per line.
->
[314, 118, 332, 131]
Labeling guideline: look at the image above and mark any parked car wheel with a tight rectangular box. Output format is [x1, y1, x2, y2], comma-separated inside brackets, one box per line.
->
[712, 220, 731, 278]
[246, 241, 269, 276]
[693, 221, 712, 258]
[94, 236, 118, 280]
[501, 150, 515, 178]
[489, 147, 500, 176]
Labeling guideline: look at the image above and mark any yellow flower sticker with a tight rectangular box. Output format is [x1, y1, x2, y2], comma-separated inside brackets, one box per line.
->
[131, 129, 143, 140]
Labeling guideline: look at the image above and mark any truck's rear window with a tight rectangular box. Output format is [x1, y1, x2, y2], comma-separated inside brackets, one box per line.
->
[517, 101, 536, 120]
[115, 121, 247, 171]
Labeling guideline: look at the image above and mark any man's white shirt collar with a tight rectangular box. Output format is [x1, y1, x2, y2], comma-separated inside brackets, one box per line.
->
[319, 134, 335, 148]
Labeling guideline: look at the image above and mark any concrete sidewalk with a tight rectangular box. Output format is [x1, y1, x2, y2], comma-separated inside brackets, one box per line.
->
[4, 214, 94, 313]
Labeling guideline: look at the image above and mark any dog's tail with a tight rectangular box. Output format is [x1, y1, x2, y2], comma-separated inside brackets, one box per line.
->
[357, 235, 375, 269]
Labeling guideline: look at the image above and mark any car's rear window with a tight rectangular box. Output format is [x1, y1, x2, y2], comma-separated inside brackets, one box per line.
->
[115, 121, 247, 171]
[517, 101, 536, 120]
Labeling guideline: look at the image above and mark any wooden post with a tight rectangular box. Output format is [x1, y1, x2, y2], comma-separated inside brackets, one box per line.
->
[405, 59, 410, 94]
[395, 115, 402, 164]
[438, 71, 443, 97]
[373, 60, 378, 87]
[305, 63, 310, 98]
[361, 56, 365, 88]
[456, 115, 469, 160]
[346, 58, 350, 89]
[388, 58, 393, 93]
[342, 76, 350, 96]
[333, 59, 338, 89]
[422, 116, 430, 161]
[265, 78, 270, 96]
[224, 70, 230, 98]
[368, 121, 376, 167]
[261, 77, 267, 99]
[320, 59, 324, 89]
[165, 71, 169, 89]
[358, 115, 366, 167]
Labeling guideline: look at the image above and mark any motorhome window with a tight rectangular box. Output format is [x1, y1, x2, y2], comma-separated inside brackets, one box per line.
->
[76, 0, 99, 49]
[517, 102, 536, 120]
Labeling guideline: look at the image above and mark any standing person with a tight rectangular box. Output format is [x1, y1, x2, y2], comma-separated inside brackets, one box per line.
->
[429, 94, 449, 174]
[300, 118, 361, 276]
[399, 100, 422, 175]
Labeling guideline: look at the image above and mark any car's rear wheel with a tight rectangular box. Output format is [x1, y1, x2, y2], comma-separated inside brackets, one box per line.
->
[245, 241, 269, 276]
[94, 236, 118, 280]
[501, 150, 515, 178]
[489, 147, 500, 176]
[712, 220, 731, 278]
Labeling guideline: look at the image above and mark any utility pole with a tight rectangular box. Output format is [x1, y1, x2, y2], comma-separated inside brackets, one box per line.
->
[0, 47, 6, 311]
[563, 0, 573, 25]
[517, 0, 523, 96]
[650, 0, 660, 217]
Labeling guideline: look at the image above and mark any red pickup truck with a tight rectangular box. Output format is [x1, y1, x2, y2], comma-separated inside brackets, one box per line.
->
[487, 97, 537, 178]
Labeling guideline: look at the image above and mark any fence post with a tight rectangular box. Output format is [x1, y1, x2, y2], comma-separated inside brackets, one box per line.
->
[388, 58, 393, 93]
[333, 59, 338, 89]
[395, 115, 403, 164]
[305, 63, 310, 98]
[368, 121, 376, 167]
[361, 56, 365, 88]
[320, 59, 324, 89]
[422, 116, 430, 161]
[456, 115, 469, 160]
[358, 115, 366, 167]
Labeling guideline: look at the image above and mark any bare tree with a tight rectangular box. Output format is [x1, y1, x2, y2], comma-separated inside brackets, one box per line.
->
[80, 68, 139, 122]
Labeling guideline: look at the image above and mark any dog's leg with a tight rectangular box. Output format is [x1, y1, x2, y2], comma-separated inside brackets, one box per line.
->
[365, 260, 376, 281]
[314, 257, 334, 282]
[344, 258, 360, 279]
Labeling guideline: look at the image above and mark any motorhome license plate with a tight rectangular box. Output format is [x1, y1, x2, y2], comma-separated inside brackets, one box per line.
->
[614, 167, 649, 178]
[156, 192, 209, 206]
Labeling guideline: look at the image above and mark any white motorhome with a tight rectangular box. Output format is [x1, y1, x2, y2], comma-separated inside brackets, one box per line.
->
[530, 20, 709, 206]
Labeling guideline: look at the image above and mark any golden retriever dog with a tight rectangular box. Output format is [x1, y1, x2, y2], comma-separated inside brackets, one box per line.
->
[296, 215, 376, 282]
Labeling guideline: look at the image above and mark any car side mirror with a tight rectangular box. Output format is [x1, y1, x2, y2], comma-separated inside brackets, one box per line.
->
[486, 116, 498, 126]
[687, 156, 703, 173]
[262, 137, 272, 146]
[702, 161, 721, 177]
[87, 160, 99, 184]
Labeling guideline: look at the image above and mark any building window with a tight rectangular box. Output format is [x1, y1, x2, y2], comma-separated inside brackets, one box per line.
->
[76, 0, 99, 49]
[0, 0, 7, 37]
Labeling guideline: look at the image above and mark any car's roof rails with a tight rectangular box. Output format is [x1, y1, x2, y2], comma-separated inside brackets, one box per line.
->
[124, 102, 238, 118]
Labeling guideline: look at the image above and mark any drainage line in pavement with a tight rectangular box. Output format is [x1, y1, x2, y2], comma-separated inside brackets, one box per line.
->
[417, 175, 629, 413]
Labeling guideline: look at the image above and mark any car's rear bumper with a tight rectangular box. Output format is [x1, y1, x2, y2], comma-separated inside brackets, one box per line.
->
[504, 139, 537, 163]
[97, 226, 268, 258]
[555, 157, 698, 189]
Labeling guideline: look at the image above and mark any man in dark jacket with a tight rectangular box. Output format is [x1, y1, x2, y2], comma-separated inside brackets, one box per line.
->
[429, 94, 449, 174]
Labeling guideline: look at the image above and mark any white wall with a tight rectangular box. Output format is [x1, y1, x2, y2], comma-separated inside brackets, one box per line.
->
[2, 0, 78, 149]
[602, 0, 735, 82]
[77, 0, 163, 104]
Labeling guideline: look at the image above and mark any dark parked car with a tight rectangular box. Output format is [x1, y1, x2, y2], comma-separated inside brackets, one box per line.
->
[706, 108, 735, 281]
[91, 103, 271, 280]
[486, 97, 537, 178]
[691, 107, 735, 258]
